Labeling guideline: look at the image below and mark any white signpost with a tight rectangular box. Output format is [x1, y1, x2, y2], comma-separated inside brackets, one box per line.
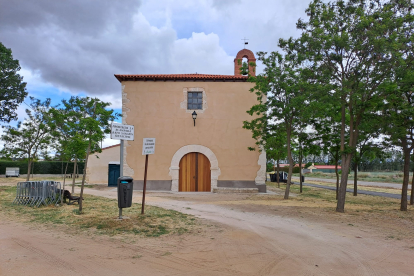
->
[141, 138, 155, 214]
[110, 123, 135, 178]
[110, 123, 135, 219]
[110, 123, 134, 141]
[142, 138, 155, 155]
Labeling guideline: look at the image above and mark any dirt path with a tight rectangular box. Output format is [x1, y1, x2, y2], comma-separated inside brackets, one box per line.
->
[1, 187, 414, 275]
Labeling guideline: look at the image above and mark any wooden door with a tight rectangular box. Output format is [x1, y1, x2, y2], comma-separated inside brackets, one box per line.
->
[179, 152, 211, 192]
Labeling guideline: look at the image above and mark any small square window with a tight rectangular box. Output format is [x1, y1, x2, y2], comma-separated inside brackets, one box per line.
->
[187, 92, 202, 110]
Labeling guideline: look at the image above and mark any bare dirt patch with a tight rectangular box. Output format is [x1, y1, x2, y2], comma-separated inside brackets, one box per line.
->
[1, 182, 414, 275]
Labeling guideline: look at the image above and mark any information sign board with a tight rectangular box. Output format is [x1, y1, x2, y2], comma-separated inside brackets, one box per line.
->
[111, 123, 134, 141]
[142, 138, 155, 155]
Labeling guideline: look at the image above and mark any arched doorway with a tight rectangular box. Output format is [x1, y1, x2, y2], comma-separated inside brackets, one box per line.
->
[179, 152, 211, 192]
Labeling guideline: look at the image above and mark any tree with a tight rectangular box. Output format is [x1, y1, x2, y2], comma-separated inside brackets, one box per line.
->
[296, 131, 319, 193]
[50, 97, 120, 213]
[411, 154, 414, 205]
[266, 125, 288, 188]
[245, 51, 309, 199]
[312, 103, 343, 199]
[378, 0, 414, 211]
[49, 97, 99, 194]
[0, 97, 52, 180]
[351, 121, 381, 196]
[295, 0, 411, 212]
[0, 42, 27, 123]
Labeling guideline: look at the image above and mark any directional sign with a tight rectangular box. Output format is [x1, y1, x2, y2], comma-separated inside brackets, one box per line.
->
[142, 138, 155, 155]
[110, 123, 134, 141]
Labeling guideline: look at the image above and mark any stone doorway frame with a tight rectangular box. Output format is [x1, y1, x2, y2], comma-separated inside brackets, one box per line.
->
[169, 145, 220, 192]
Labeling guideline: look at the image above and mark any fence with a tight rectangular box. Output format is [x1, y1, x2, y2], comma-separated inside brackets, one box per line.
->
[13, 181, 62, 207]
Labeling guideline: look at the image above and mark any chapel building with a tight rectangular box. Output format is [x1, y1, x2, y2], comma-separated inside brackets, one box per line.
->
[87, 49, 266, 193]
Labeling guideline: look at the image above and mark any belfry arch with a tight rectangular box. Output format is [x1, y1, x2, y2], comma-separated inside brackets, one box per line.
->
[234, 49, 256, 76]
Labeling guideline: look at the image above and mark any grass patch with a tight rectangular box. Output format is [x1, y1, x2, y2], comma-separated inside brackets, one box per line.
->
[0, 186, 199, 238]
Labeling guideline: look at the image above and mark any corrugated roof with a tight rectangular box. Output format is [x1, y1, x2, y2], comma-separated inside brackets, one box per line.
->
[114, 74, 249, 82]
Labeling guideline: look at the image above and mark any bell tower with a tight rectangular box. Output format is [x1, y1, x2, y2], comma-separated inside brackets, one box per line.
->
[234, 49, 256, 76]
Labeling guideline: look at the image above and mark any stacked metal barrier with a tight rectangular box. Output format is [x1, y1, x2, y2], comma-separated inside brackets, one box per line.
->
[13, 181, 62, 207]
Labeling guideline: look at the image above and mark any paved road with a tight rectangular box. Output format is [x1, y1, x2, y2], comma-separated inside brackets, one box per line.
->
[296, 182, 411, 200]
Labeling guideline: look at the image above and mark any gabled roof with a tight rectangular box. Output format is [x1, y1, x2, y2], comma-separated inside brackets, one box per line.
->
[114, 74, 249, 82]
[102, 144, 120, 150]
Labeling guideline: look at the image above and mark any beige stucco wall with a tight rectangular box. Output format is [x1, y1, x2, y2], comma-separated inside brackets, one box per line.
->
[122, 81, 264, 184]
[86, 145, 120, 184]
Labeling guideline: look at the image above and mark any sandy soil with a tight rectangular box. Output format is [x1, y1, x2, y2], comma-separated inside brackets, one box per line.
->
[1, 185, 414, 276]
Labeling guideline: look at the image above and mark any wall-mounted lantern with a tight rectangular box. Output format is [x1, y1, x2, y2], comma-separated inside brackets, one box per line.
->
[192, 111, 197, 127]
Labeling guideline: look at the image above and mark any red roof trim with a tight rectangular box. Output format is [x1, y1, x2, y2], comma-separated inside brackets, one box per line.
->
[114, 74, 249, 82]
[314, 165, 342, 169]
[102, 144, 120, 150]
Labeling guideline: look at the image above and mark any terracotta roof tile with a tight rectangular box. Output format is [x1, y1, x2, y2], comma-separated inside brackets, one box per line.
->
[114, 74, 249, 82]
[102, 144, 120, 150]
[314, 165, 342, 169]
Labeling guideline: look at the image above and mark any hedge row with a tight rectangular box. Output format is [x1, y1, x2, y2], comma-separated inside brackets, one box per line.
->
[0, 161, 85, 175]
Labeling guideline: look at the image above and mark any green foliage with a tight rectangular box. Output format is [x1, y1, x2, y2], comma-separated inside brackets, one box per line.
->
[0, 161, 84, 174]
[244, 50, 311, 199]
[240, 61, 249, 75]
[0, 97, 53, 180]
[279, 166, 300, 174]
[266, 161, 274, 172]
[305, 162, 312, 168]
[0, 42, 28, 123]
[49, 96, 121, 213]
[290, 0, 414, 212]
[48, 96, 121, 161]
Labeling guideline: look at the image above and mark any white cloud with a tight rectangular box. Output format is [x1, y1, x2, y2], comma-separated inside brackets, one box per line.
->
[1, 0, 311, 100]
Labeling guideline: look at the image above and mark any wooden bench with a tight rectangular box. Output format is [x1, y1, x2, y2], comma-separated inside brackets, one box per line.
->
[62, 190, 82, 205]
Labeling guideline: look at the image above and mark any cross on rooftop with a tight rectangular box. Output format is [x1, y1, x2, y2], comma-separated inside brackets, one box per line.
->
[241, 37, 249, 48]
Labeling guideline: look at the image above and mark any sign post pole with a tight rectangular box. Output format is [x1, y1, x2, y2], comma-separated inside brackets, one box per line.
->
[119, 139, 124, 219]
[110, 123, 134, 220]
[141, 138, 155, 215]
[141, 154, 148, 215]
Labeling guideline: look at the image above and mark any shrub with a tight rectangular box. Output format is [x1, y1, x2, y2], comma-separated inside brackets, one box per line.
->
[0, 161, 84, 174]
[279, 166, 301, 174]
[266, 162, 274, 172]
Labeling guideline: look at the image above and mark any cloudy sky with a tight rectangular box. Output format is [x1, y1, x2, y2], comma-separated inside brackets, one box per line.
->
[0, 0, 309, 147]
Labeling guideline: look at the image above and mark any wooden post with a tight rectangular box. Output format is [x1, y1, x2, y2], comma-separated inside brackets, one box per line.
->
[141, 154, 149, 215]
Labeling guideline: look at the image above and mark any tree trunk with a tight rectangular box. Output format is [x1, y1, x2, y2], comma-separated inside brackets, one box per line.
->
[335, 160, 339, 200]
[61, 161, 69, 205]
[353, 161, 358, 196]
[284, 123, 293, 200]
[72, 158, 77, 194]
[79, 141, 91, 213]
[410, 167, 413, 205]
[336, 153, 352, 212]
[299, 151, 303, 193]
[400, 146, 410, 211]
[26, 158, 32, 181]
[276, 159, 280, 188]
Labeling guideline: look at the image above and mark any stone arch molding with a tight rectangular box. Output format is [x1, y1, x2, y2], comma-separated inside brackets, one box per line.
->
[169, 145, 221, 192]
